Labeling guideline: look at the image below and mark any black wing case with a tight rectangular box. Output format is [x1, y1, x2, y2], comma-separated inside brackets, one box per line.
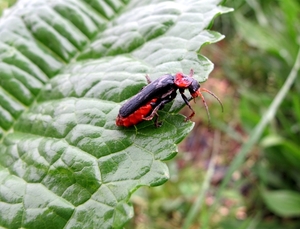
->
[119, 75, 176, 117]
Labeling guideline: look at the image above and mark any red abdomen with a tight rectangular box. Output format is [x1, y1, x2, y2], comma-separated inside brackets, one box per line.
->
[116, 99, 157, 127]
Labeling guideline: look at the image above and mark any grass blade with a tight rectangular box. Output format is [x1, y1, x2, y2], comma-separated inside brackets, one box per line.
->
[214, 45, 300, 209]
[183, 131, 221, 229]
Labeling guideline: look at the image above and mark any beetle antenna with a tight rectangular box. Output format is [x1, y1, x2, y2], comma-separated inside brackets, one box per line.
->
[200, 88, 224, 112]
[198, 91, 211, 122]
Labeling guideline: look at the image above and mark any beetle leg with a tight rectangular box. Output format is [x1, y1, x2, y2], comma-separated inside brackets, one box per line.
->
[179, 91, 195, 121]
[143, 103, 161, 121]
[189, 69, 194, 77]
[150, 113, 163, 127]
[145, 74, 152, 84]
[143, 90, 178, 126]
[154, 116, 163, 127]
[143, 103, 163, 127]
[139, 75, 152, 91]
[143, 95, 175, 126]
[145, 98, 169, 120]
[144, 109, 162, 127]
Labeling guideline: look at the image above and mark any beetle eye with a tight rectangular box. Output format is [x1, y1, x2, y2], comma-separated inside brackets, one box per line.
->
[188, 80, 200, 95]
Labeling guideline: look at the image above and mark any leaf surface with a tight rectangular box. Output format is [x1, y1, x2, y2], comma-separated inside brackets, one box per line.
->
[261, 189, 300, 217]
[0, 0, 231, 228]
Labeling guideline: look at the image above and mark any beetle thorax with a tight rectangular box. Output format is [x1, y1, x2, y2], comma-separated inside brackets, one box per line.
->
[174, 73, 193, 88]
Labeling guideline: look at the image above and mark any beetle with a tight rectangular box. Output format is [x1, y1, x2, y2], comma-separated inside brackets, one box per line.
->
[116, 69, 223, 127]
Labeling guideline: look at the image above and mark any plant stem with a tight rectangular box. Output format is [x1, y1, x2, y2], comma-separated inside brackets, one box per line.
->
[182, 131, 221, 229]
[215, 46, 300, 206]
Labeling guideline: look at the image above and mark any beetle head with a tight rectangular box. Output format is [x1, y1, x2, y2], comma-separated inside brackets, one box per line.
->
[175, 69, 224, 122]
[188, 79, 201, 98]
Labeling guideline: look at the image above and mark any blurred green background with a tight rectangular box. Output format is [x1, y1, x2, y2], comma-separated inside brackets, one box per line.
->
[1, 0, 299, 228]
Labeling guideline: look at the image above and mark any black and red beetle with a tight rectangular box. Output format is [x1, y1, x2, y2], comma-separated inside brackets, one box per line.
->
[116, 69, 223, 127]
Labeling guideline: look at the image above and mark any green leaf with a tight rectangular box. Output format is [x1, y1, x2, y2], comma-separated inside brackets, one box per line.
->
[0, 0, 231, 228]
[261, 135, 300, 168]
[261, 189, 300, 217]
[234, 3, 300, 65]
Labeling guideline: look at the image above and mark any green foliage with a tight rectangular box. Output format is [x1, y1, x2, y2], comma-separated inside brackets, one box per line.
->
[219, 0, 300, 224]
[0, 0, 230, 228]
[261, 189, 300, 217]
